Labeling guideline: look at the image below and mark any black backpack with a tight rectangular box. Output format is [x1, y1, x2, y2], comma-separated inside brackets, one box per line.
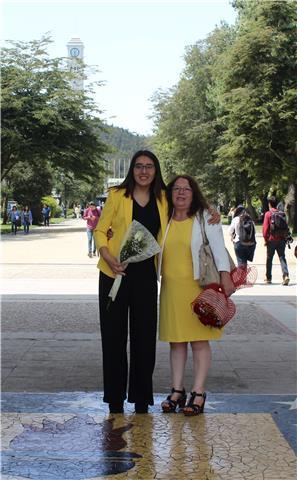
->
[270, 210, 289, 237]
[239, 212, 256, 244]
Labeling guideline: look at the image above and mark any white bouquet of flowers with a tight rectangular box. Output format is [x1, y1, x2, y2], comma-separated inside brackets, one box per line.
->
[108, 220, 161, 303]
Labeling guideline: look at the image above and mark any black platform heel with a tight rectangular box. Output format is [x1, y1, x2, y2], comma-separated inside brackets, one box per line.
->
[161, 388, 187, 413]
[183, 391, 206, 416]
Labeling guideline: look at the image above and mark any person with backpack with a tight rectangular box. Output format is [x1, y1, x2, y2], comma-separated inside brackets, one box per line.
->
[263, 196, 290, 286]
[228, 205, 256, 268]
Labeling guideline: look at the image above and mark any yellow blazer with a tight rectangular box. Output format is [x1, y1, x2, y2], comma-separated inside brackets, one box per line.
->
[94, 187, 168, 278]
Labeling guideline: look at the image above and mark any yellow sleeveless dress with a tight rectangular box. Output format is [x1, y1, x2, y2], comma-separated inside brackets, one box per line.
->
[159, 217, 223, 342]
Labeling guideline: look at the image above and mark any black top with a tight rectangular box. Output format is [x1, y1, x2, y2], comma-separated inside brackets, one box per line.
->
[126, 193, 160, 276]
[132, 193, 160, 239]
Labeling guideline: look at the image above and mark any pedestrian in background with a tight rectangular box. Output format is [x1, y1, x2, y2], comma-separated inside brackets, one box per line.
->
[228, 205, 256, 268]
[42, 204, 51, 227]
[74, 204, 80, 219]
[80, 204, 85, 218]
[21, 206, 33, 234]
[9, 205, 21, 235]
[83, 201, 101, 257]
[159, 175, 234, 416]
[263, 196, 290, 285]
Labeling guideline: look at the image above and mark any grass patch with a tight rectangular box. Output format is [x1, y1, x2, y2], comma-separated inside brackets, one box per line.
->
[0, 224, 13, 234]
[0, 224, 40, 235]
[50, 217, 68, 224]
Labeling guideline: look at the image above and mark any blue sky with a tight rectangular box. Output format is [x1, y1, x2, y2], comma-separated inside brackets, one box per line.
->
[3, 0, 237, 135]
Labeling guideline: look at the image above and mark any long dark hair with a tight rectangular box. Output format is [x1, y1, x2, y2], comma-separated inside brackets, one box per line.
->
[166, 175, 209, 220]
[114, 150, 166, 200]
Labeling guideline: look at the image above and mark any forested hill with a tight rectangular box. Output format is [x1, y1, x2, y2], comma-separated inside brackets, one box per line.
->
[101, 124, 151, 167]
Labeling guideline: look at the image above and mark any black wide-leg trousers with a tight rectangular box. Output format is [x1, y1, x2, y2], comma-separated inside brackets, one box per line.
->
[99, 268, 158, 405]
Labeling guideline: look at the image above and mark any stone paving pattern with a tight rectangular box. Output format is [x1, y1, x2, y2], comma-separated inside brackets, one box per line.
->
[2, 297, 296, 394]
[2, 393, 297, 480]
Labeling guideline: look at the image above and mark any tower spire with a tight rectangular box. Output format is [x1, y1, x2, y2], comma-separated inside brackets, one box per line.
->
[66, 37, 84, 90]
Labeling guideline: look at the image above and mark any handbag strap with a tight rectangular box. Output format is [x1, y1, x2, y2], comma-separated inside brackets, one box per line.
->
[198, 212, 209, 246]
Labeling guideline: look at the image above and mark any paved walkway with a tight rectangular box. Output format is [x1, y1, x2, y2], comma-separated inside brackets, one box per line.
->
[1, 220, 296, 479]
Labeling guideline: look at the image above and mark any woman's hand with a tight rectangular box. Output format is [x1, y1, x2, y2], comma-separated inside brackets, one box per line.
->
[220, 271, 235, 297]
[99, 247, 126, 275]
[207, 206, 221, 225]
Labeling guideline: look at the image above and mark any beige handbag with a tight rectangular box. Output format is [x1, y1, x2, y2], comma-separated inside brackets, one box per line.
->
[199, 214, 236, 287]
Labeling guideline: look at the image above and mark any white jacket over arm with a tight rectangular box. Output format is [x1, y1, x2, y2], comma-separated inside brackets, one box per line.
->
[191, 211, 230, 280]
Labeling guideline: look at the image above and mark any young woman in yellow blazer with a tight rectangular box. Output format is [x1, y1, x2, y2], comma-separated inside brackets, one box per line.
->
[94, 150, 168, 414]
[94, 150, 219, 414]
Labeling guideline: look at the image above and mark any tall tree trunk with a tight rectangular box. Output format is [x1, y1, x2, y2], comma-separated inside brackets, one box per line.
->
[31, 202, 43, 225]
[245, 193, 257, 221]
[285, 184, 297, 234]
[261, 193, 269, 213]
[1, 194, 8, 224]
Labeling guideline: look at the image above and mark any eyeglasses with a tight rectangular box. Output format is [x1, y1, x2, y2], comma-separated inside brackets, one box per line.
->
[172, 186, 192, 193]
[134, 163, 155, 171]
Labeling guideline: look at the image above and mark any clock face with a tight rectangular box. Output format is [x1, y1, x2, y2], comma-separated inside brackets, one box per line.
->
[70, 47, 80, 57]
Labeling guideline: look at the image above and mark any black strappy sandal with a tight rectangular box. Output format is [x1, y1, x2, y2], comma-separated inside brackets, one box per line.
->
[161, 388, 187, 413]
[183, 391, 206, 416]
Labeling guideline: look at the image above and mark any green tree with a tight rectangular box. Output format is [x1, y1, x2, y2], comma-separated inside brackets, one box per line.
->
[216, 0, 297, 228]
[4, 162, 53, 223]
[1, 35, 108, 222]
[151, 23, 235, 203]
[100, 125, 150, 179]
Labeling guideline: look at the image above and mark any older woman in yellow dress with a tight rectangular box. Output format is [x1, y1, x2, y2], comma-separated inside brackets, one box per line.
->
[159, 175, 235, 416]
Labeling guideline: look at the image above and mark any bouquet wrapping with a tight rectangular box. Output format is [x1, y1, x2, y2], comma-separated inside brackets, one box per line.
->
[108, 220, 161, 302]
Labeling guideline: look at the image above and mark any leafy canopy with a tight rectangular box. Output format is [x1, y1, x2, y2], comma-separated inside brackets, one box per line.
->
[1, 35, 108, 183]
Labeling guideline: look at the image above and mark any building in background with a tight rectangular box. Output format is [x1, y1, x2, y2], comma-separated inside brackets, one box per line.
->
[106, 156, 130, 188]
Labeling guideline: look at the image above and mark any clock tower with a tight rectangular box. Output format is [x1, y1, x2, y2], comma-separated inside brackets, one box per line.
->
[66, 37, 84, 90]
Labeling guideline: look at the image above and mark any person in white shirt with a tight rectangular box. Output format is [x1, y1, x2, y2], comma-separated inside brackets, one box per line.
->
[228, 205, 256, 267]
